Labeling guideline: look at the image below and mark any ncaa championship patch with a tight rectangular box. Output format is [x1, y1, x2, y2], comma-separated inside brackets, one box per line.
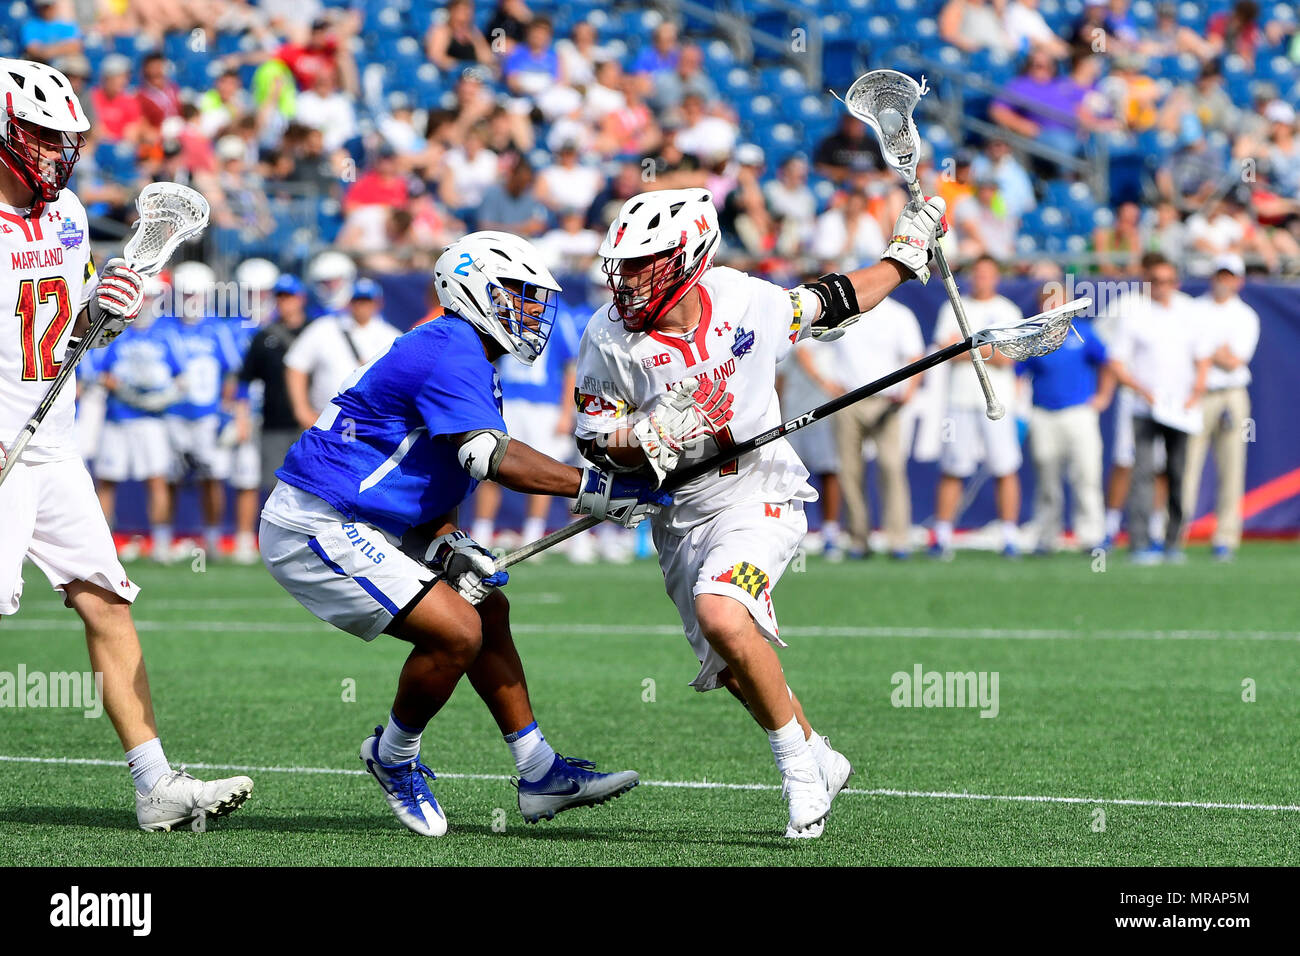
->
[712, 561, 770, 600]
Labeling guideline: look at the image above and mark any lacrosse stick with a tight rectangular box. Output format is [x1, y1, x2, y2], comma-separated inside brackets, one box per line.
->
[501, 298, 1091, 568]
[834, 69, 1006, 421]
[0, 183, 210, 487]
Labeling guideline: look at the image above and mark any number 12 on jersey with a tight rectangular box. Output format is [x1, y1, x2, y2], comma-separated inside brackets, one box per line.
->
[16, 276, 73, 381]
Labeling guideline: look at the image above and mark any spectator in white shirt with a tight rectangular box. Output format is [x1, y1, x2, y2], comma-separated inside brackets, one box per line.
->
[535, 142, 604, 213]
[764, 154, 817, 258]
[1183, 254, 1260, 560]
[293, 67, 357, 153]
[439, 125, 499, 213]
[1106, 253, 1213, 562]
[827, 297, 925, 558]
[284, 278, 401, 429]
[812, 188, 886, 272]
[931, 256, 1025, 558]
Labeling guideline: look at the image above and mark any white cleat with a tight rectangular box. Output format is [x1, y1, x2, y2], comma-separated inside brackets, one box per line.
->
[231, 544, 260, 565]
[359, 730, 448, 837]
[787, 738, 855, 838]
[136, 768, 253, 832]
[782, 765, 831, 837]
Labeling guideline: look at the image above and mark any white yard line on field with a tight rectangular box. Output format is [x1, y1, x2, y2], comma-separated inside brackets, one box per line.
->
[4, 616, 1299, 642]
[2, 754, 1298, 813]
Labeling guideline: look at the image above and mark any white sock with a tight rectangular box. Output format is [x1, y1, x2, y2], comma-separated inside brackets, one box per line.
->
[126, 737, 170, 794]
[204, 525, 221, 556]
[378, 711, 423, 765]
[768, 715, 817, 777]
[1001, 521, 1018, 547]
[935, 521, 954, 549]
[235, 530, 256, 552]
[821, 521, 841, 546]
[153, 524, 172, 557]
[1150, 510, 1166, 543]
[522, 516, 546, 543]
[505, 721, 556, 782]
[471, 518, 494, 546]
[1105, 508, 1122, 539]
[806, 728, 830, 767]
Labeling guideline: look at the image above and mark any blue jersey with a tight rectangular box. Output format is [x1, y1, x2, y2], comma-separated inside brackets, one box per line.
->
[226, 315, 260, 412]
[1017, 318, 1108, 411]
[276, 316, 507, 539]
[164, 315, 243, 419]
[101, 322, 184, 422]
[496, 308, 580, 405]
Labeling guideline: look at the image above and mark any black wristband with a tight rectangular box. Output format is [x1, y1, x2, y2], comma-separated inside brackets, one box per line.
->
[805, 273, 861, 328]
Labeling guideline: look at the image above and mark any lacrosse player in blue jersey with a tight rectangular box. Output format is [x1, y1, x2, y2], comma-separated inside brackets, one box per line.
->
[260, 231, 671, 836]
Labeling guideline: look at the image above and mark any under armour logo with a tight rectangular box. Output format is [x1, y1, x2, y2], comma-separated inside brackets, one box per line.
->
[715, 321, 732, 336]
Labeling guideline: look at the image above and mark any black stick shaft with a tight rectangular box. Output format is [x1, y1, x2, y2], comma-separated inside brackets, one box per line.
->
[499, 334, 975, 568]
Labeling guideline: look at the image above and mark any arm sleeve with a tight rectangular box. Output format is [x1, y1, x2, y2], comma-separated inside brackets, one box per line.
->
[414, 358, 507, 439]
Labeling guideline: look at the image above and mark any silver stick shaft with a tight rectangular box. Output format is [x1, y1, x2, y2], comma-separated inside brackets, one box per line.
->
[908, 180, 1004, 420]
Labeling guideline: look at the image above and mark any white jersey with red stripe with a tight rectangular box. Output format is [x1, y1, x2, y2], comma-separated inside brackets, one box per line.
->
[0, 190, 98, 462]
[575, 266, 820, 535]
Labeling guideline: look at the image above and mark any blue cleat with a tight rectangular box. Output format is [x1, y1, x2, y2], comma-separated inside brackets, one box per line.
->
[1001, 543, 1021, 560]
[515, 754, 639, 823]
[1129, 548, 1163, 566]
[927, 542, 954, 561]
[1212, 545, 1234, 563]
[360, 728, 448, 836]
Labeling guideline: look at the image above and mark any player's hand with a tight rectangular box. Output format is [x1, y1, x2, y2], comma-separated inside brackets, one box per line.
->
[572, 467, 672, 528]
[86, 258, 146, 349]
[883, 196, 946, 285]
[425, 531, 507, 605]
[631, 378, 735, 485]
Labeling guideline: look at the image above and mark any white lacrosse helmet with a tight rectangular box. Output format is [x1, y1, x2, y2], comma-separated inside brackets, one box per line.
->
[434, 231, 562, 366]
[235, 257, 280, 291]
[0, 58, 90, 214]
[172, 261, 215, 320]
[598, 188, 720, 332]
[307, 250, 357, 311]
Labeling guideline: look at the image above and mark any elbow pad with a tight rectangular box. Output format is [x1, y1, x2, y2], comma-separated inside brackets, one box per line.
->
[457, 429, 510, 480]
[803, 273, 862, 342]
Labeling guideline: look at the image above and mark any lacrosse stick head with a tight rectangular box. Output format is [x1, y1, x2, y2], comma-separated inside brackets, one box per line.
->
[123, 182, 211, 276]
[974, 298, 1093, 361]
[835, 70, 926, 182]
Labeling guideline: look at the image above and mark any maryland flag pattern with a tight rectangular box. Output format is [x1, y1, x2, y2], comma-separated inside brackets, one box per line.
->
[786, 289, 802, 343]
[712, 561, 770, 600]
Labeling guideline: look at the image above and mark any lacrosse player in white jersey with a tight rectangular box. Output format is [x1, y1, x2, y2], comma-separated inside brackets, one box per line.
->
[574, 186, 946, 836]
[0, 58, 252, 830]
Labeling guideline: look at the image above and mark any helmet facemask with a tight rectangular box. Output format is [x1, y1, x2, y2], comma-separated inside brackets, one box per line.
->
[489, 277, 557, 365]
[1, 114, 83, 208]
[602, 231, 714, 334]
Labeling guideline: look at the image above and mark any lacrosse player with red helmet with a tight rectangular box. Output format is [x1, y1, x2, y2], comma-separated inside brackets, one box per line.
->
[0, 58, 253, 830]
[574, 185, 946, 837]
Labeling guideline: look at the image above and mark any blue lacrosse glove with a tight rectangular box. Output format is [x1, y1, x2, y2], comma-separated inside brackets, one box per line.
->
[425, 531, 507, 605]
[572, 467, 673, 529]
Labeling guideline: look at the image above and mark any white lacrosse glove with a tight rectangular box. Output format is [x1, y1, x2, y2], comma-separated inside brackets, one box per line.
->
[425, 531, 507, 605]
[572, 467, 672, 529]
[882, 196, 947, 285]
[631, 377, 735, 486]
[85, 258, 146, 349]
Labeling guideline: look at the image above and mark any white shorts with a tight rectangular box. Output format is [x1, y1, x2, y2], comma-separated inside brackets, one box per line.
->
[503, 399, 570, 463]
[166, 415, 230, 481]
[652, 499, 808, 692]
[229, 436, 261, 491]
[938, 407, 1023, 478]
[0, 456, 140, 615]
[1112, 391, 1165, 470]
[259, 482, 436, 640]
[95, 417, 172, 483]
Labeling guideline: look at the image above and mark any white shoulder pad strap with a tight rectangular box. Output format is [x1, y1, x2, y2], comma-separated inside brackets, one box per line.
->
[457, 429, 510, 480]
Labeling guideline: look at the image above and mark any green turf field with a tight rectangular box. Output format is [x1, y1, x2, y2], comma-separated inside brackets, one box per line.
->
[1, 542, 1297, 866]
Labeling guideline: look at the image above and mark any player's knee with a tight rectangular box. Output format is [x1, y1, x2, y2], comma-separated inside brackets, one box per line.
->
[696, 595, 754, 654]
[438, 611, 483, 667]
[476, 588, 510, 637]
